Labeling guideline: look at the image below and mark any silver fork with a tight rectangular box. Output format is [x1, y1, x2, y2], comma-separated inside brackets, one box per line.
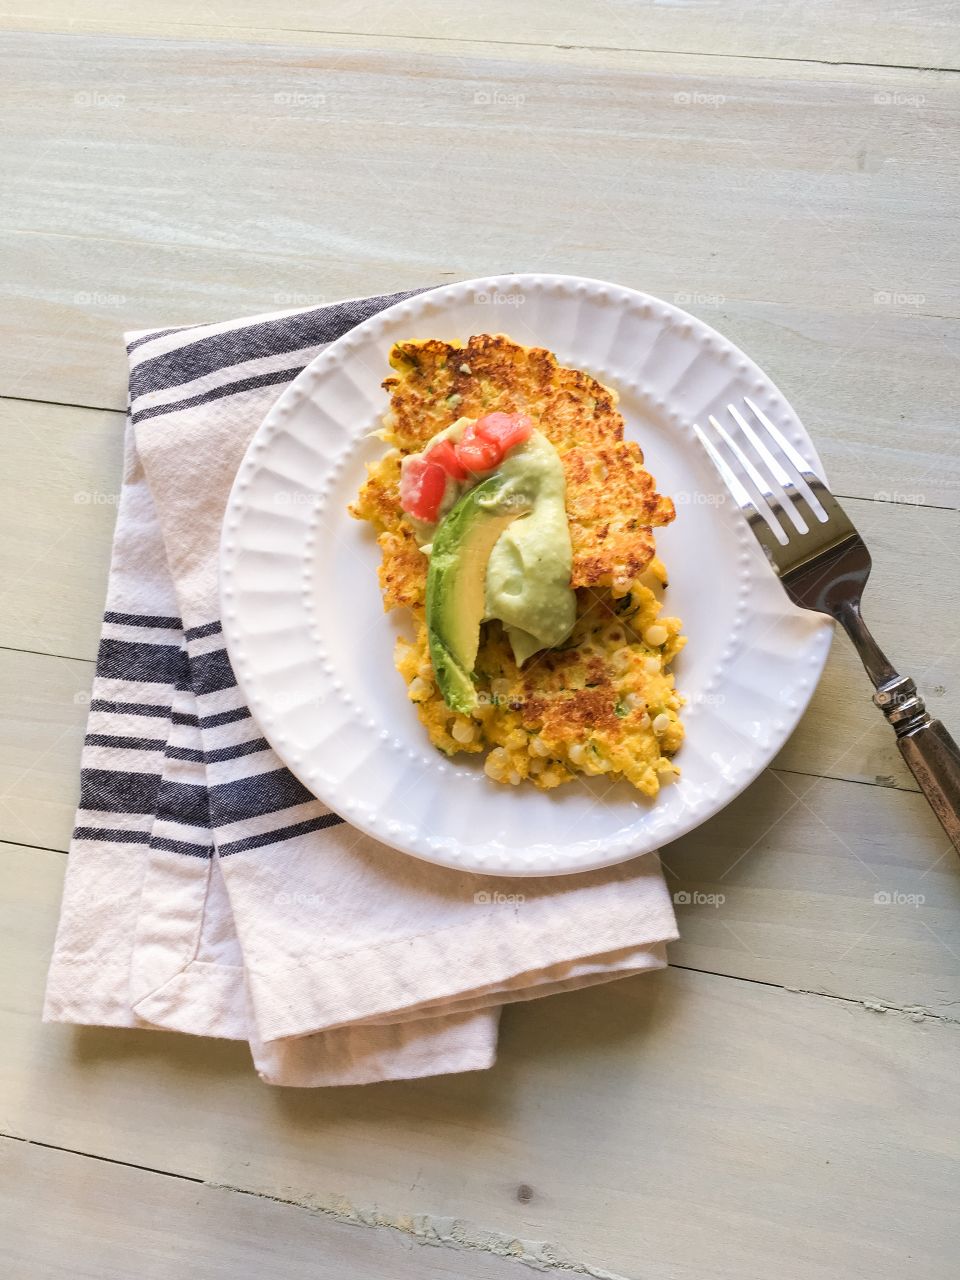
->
[695, 397, 960, 855]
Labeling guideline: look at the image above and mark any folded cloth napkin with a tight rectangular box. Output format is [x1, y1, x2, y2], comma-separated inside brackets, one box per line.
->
[43, 288, 679, 1086]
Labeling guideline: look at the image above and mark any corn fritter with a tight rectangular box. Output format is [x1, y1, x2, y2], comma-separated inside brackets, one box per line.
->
[349, 334, 686, 795]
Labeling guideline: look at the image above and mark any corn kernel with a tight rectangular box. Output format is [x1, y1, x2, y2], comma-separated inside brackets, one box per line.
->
[612, 647, 632, 675]
[408, 676, 430, 702]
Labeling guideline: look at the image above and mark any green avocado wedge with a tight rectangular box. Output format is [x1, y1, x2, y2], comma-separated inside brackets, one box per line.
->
[426, 475, 532, 714]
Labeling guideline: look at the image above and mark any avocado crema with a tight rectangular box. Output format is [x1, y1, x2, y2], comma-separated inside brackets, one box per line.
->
[416, 419, 576, 714]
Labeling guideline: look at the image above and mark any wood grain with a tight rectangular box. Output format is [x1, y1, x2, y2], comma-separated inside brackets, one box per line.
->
[0, 398, 123, 661]
[0, 1137, 533, 1280]
[0, 650, 89, 851]
[665, 769, 960, 1015]
[1, 34, 958, 507]
[3, 843, 957, 1280]
[2, 0, 958, 70]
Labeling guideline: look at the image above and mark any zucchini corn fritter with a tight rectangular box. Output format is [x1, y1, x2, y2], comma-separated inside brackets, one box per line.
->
[349, 334, 686, 795]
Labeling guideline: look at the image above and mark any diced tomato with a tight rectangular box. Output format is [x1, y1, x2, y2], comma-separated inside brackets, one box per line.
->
[399, 457, 447, 523]
[456, 438, 501, 473]
[425, 438, 469, 482]
[474, 412, 533, 452]
[454, 420, 503, 474]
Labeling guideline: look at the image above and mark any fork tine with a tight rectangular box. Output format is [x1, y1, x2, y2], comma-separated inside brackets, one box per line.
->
[728, 403, 826, 532]
[742, 398, 837, 519]
[692, 424, 788, 564]
[707, 413, 800, 539]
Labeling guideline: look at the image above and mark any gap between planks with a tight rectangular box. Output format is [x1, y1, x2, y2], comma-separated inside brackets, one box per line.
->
[0, 11, 958, 77]
[0, 1133, 581, 1280]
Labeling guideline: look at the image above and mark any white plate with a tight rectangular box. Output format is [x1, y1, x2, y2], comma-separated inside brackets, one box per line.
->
[220, 274, 832, 876]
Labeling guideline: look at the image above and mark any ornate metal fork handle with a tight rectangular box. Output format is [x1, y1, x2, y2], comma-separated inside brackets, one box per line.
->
[697, 400, 960, 856]
[843, 606, 960, 846]
[839, 595, 960, 849]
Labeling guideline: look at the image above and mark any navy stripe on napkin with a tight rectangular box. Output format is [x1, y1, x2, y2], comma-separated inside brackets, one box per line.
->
[85, 285, 417, 866]
[128, 288, 424, 401]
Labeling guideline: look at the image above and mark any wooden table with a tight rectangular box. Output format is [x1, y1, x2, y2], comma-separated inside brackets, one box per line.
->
[2, 5, 959, 1277]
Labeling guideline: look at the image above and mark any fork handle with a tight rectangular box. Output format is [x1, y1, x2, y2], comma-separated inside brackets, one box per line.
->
[874, 677, 960, 853]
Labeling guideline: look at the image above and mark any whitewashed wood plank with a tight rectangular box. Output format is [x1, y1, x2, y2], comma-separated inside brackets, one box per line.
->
[664, 768, 960, 1015]
[0, 1138, 532, 1280]
[1, 34, 958, 506]
[4, 35, 956, 291]
[0, 651, 88, 851]
[0, 398, 123, 661]
[1, 0, 957, 70]
[3, 843, 957, 1280]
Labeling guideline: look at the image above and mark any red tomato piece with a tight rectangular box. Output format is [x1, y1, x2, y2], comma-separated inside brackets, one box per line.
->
[425, 439, 469, 482]
[454, 420, 503, 474]
[456, 438, 501, 474]
[399, 457, 447, 522]
[474, 412, 533, 452]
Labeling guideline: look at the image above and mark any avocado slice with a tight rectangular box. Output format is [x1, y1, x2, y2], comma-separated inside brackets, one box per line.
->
[426, 475, 531, 714]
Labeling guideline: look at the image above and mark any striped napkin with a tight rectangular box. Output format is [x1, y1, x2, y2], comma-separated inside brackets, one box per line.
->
[43, 289, 679, 1086]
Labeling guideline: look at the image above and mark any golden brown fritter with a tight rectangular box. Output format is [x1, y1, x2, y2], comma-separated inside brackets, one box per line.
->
[383, 334, 621, 454]
[563, 441, 675, 591]
[350, 334, 686, 795]
[353, 335, 675, 599]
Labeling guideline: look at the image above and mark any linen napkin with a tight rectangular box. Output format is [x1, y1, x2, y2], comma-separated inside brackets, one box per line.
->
[43, 287, 679, 1086]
